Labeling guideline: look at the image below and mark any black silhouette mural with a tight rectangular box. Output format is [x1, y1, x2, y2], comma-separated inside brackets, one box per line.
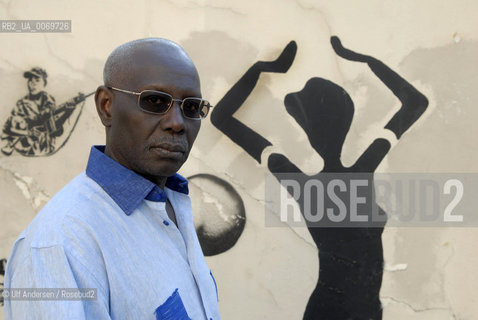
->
[1, 67, 93, 156]
[211, 36, 428, 319]
[189, 174, 246, 256]
[0, 258, 6, 306]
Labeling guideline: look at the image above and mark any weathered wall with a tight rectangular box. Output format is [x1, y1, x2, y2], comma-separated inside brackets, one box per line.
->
[1, 0, 477, 319]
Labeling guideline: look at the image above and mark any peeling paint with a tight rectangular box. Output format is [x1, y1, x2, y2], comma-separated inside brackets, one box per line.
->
[13, 175, 31, 200]
[384, 263, 408, 272]
[2, 165, 51, 210]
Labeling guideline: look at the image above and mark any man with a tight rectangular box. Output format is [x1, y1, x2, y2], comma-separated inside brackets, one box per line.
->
[1, 68, 87, 157]
[1, 67, 57, 156]
[4, 38, 220, 320]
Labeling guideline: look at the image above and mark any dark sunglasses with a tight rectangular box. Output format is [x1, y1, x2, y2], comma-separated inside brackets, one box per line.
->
[108, 87, 211, 120]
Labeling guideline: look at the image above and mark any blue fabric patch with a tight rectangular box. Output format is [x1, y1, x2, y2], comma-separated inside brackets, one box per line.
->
[155, 289, 191, 320]
[146, 185, 168, 202]
[86, 146, 189, 215]
[165, 174, 189, 195]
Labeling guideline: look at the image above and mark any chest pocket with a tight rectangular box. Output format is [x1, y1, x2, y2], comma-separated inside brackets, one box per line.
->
[155, 288, 192, 320]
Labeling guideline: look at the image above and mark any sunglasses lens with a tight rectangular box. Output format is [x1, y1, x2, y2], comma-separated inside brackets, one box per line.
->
[182, 98, 210, 119]
[138, 90, 210, 119]
[139, 91, 172, 114]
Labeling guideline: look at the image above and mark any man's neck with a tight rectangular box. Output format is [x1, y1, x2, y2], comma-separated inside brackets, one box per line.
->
[146, 175, 168, 189]
[28, 91, 43, 101]
[166, 199, 178, 227]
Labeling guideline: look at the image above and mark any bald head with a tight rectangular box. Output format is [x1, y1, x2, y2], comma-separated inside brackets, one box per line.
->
[103, 38, 199, 90]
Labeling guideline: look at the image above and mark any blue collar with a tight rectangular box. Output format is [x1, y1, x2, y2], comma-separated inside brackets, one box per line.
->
[85, 145, 189, 215]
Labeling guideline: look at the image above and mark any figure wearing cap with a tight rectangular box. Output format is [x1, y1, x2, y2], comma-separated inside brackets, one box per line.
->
[1, 68, 87, 156]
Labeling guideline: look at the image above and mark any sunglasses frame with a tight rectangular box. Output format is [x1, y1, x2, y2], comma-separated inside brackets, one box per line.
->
[107, 86, 211, 120]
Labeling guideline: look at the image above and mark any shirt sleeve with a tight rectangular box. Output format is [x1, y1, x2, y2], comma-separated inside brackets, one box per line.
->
[4, 240, 111, 320]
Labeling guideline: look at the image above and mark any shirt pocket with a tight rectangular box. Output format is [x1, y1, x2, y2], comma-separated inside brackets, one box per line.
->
[154, 288, 192, 320]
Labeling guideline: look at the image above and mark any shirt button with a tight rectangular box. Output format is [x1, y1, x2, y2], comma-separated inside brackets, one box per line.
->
[163, 220, 170, 226]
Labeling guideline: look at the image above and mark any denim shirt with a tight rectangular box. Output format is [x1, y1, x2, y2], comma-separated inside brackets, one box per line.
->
[4, 146, 220, 320]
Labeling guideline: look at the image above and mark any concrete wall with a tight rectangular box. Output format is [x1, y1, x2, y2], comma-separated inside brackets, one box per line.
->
[1, 1, 477, 319]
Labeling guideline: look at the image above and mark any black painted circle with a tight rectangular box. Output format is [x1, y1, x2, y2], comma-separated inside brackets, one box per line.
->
[188, 174, 246, 256]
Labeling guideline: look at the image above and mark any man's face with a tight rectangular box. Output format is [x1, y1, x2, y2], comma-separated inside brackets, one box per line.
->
[105, 49, 201, 183]
[27, 76, 44, 95]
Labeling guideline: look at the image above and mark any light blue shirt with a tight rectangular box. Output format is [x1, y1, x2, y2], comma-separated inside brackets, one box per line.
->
[4, 146, 220, 320]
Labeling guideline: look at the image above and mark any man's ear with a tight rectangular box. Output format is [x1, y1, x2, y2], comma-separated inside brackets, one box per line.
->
[95, 86, 113, 127]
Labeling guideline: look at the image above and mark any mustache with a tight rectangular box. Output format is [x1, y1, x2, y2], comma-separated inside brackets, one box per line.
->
[147, 138, 189, 153]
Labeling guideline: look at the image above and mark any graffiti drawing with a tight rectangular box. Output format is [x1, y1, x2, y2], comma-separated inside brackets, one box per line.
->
[189, 174, 246, 256]
[1, 67, 93, 157]
[211, 36, 428, 319]
[0, 258, 6, 306]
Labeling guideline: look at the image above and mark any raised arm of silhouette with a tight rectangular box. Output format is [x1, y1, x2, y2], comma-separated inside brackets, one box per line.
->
[210, 41, 297, 163]
[331, 36, 429, 139]
[268, 37, 429, 320]
[267, 74, 392, 175]
[269, 36, 429, 176]
[211, 37, 428, 320]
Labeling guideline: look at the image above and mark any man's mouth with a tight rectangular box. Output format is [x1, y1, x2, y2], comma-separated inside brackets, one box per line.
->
[150, 143, 186, 159]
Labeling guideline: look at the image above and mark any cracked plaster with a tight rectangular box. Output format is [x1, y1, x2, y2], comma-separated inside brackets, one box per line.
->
[1, 1, 477, 319]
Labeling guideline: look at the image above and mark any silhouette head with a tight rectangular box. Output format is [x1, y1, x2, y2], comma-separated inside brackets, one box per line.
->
[284, 78, 354, 162]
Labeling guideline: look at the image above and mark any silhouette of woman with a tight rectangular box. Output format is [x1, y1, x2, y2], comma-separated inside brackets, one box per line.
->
[211, 36, 428, 319]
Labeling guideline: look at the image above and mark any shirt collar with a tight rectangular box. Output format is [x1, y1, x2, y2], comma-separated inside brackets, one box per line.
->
[85, 145, 189, 215]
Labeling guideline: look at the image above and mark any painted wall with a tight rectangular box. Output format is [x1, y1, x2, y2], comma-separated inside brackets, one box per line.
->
[1, 1, 477, 319]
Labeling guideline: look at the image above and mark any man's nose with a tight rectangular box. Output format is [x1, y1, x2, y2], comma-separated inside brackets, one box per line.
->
[161, 101, 185, 133]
